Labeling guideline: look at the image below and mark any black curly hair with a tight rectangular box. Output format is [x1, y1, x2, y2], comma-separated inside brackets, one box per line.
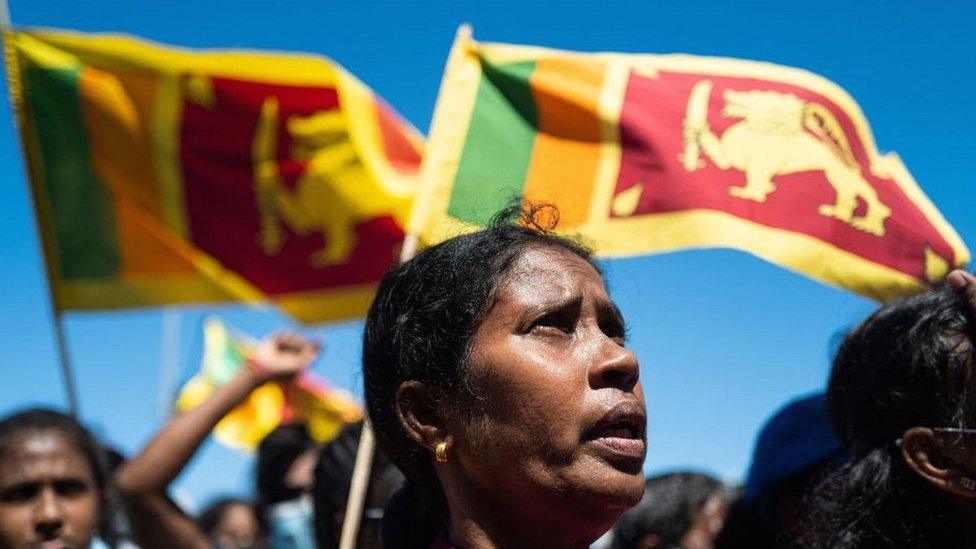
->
[800, 285, 976, 547]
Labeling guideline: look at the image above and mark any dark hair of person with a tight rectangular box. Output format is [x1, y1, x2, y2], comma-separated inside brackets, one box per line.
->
[0, 408, 115, 544]
[715, 466, 828, 549]
[714, 490, 771, 549]
[256, 423, 315, 512]
[362, 203, 596, 548]
[197, 498, 265, 538]
[98, 446, 136, 548]
[612, 471, 722, 549]
[799, 286, 976, 548]
[313, 421, 405, 549]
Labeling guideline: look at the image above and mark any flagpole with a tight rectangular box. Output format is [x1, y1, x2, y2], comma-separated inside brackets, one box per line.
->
[51, 315, 80, 416]
[338, 418, 376, 549]
[0, 0, 9, 30]
[338, 234, 419, 549]
[0, 4, 81, 417]
[157, 308, 183, 420]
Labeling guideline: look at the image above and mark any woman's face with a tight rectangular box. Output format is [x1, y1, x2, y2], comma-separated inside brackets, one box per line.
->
[212, 503, 262, 548]
[446, 246, 646, 536]
[0, 430, 100, 549]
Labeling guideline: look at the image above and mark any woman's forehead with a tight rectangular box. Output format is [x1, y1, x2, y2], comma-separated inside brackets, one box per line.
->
[0, 430, 91, 479]
[500, 247, 607, 301]
[20, 430, 64, 453]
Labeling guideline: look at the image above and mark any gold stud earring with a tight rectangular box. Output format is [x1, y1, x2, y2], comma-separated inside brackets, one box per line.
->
[435, 441, 449, 463]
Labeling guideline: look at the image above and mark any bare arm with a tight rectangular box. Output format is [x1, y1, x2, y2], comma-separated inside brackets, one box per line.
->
[115, 333, 319, 549]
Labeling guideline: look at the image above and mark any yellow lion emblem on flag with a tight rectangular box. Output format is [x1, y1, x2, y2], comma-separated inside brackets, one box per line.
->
[183, 74, 413, 268]
[681, 81, 891, 236]
[251, 97, 413, 266]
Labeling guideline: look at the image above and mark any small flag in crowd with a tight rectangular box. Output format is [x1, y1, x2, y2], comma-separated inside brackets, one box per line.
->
[411, 27, 968, 300]
[5, 29, 422, 323]
[174, 318, 361, 451]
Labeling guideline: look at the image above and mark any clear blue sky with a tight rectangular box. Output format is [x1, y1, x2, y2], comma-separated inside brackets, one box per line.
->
[1, 1, 973, 510]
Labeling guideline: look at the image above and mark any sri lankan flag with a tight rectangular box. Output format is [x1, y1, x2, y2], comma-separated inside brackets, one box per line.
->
[175, 317, 362, 451]
[5, 29, 422, 323]
[412, 28, 968, 300]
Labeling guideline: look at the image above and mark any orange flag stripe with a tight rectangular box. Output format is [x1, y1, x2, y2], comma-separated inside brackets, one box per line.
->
[523, 58, 606, 228]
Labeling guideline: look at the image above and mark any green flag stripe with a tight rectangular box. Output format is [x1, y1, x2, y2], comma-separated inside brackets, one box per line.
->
[25, 63, 120, 279]
[446, 60, 538, 225]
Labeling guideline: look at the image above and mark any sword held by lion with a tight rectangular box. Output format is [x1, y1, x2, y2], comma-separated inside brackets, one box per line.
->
[681, 80, 891, 237]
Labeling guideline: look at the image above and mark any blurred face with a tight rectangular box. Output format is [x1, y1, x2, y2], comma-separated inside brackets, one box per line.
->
[445, 246, 646, 540]
[212, 503, 262, 549]
[0, 430, 100, 549]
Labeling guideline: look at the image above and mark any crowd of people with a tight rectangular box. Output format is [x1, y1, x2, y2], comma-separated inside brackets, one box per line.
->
[3, 205, 976, 548]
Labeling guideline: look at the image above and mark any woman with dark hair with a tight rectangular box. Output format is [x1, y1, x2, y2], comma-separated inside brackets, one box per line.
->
[0, 408, 112, 548]
[363, 206, 646, 548]
[800, 277, 976, 547]
[612, 472, 727, 549]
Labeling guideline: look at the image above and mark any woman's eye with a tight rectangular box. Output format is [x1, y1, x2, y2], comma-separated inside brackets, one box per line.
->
[531, 314, 573, 335]
[0, 483, 38, 503]
[55, 480, 90, 498]
[602, 322, 628, 345]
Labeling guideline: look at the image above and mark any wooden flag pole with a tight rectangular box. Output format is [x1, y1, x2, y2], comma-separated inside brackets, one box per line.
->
[157, 308, 183, 420]
[337, 419, 376, 549]
[51, 315, 81, 416]
[338, 233, 420, 549]
[0, 4, 81, 417]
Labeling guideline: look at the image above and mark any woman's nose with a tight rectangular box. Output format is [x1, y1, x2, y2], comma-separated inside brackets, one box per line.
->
[589, 339, 639, 391]
[33, 488, 64, 539]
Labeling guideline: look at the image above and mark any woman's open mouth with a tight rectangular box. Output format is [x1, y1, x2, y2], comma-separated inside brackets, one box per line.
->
[582, 401, 647, 465]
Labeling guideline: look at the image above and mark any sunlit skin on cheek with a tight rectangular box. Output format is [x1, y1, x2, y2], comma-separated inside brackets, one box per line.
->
[0, 431, 100, 549]
[446, 246, 646, 539]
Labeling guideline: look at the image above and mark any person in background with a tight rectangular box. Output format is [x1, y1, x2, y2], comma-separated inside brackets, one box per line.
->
[114, 332, 319, 549]
[313, 421, 404, 549]
[0, 408, 111, 549]
[715, 393, 846, 548]
[611, 471, 727, 549]
[364, 205, 646, 548]
[197, 497, 266, 548]
[256, 423, 318, 549]
[799, 277, 976, 547]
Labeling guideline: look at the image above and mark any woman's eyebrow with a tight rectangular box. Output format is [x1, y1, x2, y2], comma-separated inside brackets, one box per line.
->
[599, 301, 625, 324]
[522, 294, 582, 317]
